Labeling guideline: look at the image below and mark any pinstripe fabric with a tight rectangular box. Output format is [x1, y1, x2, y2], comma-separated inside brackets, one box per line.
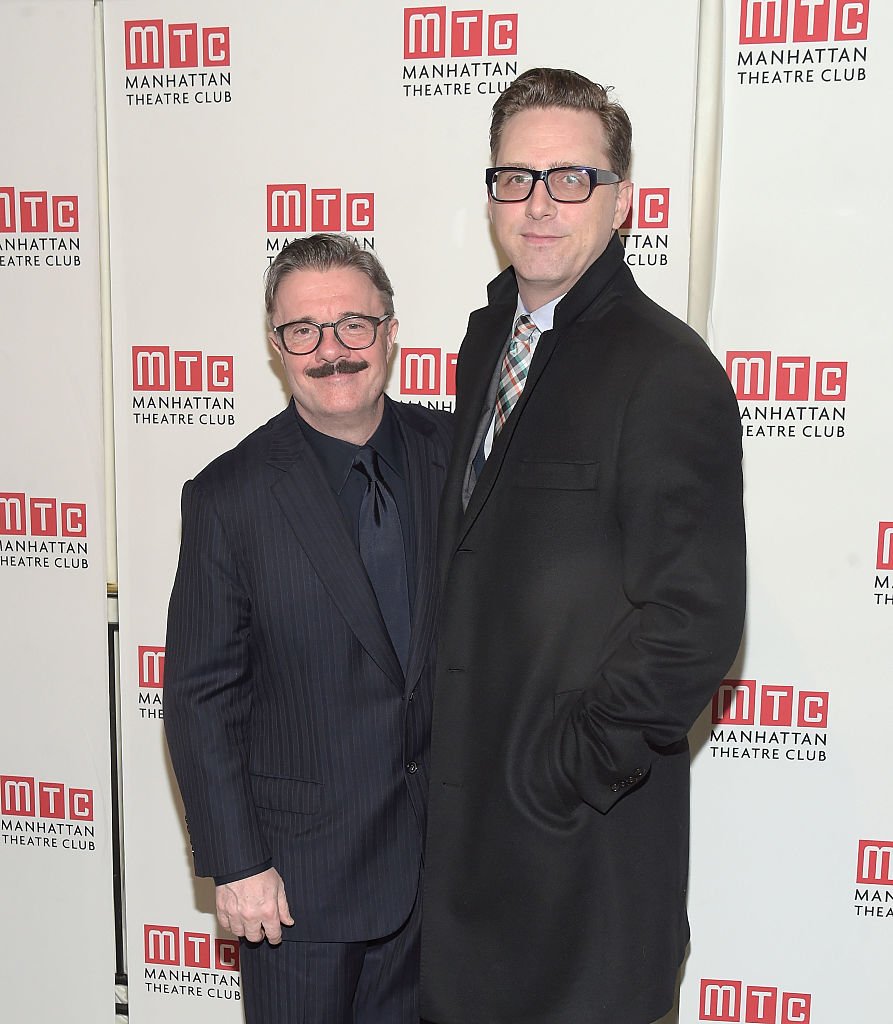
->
[163, 397, 452, 942]
[240, 894, 421, 1024]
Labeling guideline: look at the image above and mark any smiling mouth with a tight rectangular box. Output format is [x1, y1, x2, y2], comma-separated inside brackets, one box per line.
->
[305, 359, 369, 379]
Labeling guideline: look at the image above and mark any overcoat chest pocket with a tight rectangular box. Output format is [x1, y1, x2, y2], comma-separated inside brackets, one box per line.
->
[514, 460, 599, 490]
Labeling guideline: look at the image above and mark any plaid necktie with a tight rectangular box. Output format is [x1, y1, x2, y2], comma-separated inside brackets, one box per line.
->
[494, 314, 539, 435]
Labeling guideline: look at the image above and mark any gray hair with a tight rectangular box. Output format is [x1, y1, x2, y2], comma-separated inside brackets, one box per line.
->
[264, 233, 395, 327]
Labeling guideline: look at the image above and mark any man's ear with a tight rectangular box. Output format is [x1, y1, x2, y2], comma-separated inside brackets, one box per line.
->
[385, 316, 399, 359]
[613, 180, 633, 230]
[269, 332, 284, 364]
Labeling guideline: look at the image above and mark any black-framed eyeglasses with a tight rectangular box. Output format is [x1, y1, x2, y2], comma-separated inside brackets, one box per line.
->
[273, 313, 392, 355]
[485, 165, 621, 204]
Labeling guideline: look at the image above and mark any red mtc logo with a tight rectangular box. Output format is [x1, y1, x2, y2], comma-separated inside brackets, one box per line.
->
[138, 646, 166, 688]
[856, 840, 893, 885]
[1, 776, 93, 820]
[713, 680, 828, 728]
[400, 349, 458, 396]
[0, 494, 86, 538]
[403, 7, 518, 58]
[266, 185, 374, 234]
[620, 188, 671, 230]
[725, 352, 846, 401]
[0, 188, 78, 233]
[131, 348, 234, 392]
[124, 20, 230, 69]
[739, 0, 869, 44]
[144, 925, 239, 970]
[700, 980, 811, 1022]
[876, 522, 893, 571]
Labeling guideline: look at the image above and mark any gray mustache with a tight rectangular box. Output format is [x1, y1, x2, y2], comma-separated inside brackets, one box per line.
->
[305, 359, 370, 379]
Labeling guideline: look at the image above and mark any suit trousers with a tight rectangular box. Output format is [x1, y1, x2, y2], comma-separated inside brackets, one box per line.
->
[239, 895, 421, 1024]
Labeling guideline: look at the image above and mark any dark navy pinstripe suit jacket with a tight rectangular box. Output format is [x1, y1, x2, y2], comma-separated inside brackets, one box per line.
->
[164, 397, 452, 942]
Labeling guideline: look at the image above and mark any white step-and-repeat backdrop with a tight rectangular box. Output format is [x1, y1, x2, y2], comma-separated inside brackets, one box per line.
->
[0, 1, 116, 1021]
[686, 3, 892, 1022]
[1, 1, 889, 1021]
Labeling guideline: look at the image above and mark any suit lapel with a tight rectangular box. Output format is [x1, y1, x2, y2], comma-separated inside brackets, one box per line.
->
[266, 406, 404, 691]
[395, 404, 447, 696]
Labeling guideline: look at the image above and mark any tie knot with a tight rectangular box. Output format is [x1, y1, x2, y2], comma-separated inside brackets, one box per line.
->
[511, 314, 537, 353]
[352, 446, 381, 482]
[514, 313, 536, 337]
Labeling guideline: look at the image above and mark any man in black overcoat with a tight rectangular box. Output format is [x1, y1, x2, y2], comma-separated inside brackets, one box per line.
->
[421, 68, 746, 1024]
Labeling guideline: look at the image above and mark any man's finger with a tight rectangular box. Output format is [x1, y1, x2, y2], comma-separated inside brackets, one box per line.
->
[263, 905, 284, 945]
[278, 888, 294, 927]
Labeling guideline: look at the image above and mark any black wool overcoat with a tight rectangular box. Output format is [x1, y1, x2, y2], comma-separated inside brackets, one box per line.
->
[421, 235, 746, 1024]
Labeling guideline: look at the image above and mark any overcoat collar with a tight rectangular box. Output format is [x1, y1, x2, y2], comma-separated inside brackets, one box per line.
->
[265, 397, 443, 694]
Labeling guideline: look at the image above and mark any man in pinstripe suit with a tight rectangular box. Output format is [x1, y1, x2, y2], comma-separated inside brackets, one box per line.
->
[164, 234, 452, 1023]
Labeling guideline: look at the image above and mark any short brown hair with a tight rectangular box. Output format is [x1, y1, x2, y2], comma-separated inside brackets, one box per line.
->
[490, 67, 632, 179]
[264, 233, 395, 327]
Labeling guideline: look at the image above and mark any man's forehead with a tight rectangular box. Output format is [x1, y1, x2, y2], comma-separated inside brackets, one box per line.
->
[274, 266, 378, 306]
[498, 160, 594, 170]
[499, 107, 607, 149]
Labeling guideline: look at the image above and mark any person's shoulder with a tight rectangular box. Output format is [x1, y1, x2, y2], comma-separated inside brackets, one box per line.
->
[614, 290, 738, 405]
[609, 280, 714, 358]
[189, 407, 290, 491]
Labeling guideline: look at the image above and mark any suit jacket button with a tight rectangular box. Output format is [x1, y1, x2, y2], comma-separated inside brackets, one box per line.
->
[408, 690, 415, 701]
[406, 761, 418, 773]
[611, 783, 621, 793]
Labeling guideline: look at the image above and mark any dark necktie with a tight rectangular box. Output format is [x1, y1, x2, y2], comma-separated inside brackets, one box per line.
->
[352, 447, 411, 672]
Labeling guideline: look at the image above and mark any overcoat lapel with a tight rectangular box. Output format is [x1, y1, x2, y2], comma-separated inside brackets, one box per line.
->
[455, 320, 562, 551]
[265, 406, 404, 691]
[454, 306, 511, 483]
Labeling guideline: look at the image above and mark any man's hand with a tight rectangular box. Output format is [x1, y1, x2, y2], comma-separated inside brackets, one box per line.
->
[215, 867, 294, 944]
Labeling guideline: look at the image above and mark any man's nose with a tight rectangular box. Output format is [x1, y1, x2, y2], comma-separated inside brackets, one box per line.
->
[316, 324, 347, 361]
[526, 178, 557, 217]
